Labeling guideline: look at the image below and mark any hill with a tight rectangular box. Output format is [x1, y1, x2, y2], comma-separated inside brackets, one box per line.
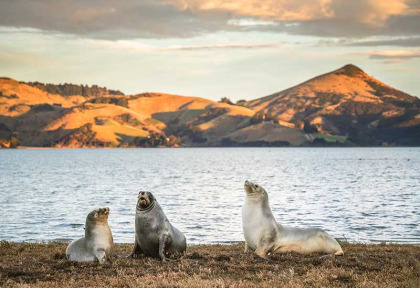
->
[246, 64, 420, 146]
[0, 65, 419, 148]
[0, 78, 307, 147]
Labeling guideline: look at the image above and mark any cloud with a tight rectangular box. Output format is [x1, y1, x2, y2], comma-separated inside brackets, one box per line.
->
[84, 39, 279, 52]
[167, 0, 335, 21]
[0, 0, 212, 39]
[0, 0, 419, 39]
[364, 49, 420, 63]
[163, 43, 279, 50]
[169, 0, 414, 26]
[345, 37, 420, 47]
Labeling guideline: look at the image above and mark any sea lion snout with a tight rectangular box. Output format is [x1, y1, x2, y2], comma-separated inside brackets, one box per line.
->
[137, 191, 154, 209]
[244, 180, 252, 188]
[244, 181, 266, 198]
[138, 191, 147, 202]
[98, 207, 110, 215]
[244, 180, 257, 194]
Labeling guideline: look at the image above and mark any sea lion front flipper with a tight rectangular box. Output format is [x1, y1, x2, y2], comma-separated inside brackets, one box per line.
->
[244, 241, 251, 253]
[255, 235, 274, 259]
[127, 241, 143, 258]
[159, 233, 172, 262]
[95, 248, 107, 264]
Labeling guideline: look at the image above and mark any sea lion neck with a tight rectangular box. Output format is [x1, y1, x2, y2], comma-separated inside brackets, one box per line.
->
[136, 199, 156, 212]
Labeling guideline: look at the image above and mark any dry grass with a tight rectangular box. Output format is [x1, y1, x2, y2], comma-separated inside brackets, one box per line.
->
[1, 242, 419, 287]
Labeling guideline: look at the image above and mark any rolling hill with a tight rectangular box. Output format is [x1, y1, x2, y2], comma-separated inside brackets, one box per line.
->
[0, 65, 419, 148]
[246, 65, 420, 146]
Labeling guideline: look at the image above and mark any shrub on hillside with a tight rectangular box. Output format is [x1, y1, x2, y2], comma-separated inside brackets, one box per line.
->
[9, 137, 19, 148]
[90, 97, 129, 108]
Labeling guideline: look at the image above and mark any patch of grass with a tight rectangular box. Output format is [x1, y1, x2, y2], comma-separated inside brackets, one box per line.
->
[1, 242, 419, 287]
[314, 133, 347, 143]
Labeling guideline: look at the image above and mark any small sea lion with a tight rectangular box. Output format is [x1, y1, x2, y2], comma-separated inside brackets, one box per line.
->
[129, 191, 186, 261]
[66, 207, 113, 264]
[242, 181, 343, 258]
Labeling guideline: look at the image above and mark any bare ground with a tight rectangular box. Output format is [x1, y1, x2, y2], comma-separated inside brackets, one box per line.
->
[1, 242, 419, 287]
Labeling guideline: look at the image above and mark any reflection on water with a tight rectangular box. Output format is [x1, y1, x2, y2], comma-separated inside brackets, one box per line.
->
[0, 148, 419, 244]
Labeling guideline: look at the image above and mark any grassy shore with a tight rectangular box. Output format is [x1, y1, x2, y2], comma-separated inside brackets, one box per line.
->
[1, 242, 419, 287]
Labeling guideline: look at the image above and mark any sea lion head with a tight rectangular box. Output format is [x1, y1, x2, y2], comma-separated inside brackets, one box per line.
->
[244, 180, 268, 202]
[86, 207, 110, 223]
[137, 191, 156, 210]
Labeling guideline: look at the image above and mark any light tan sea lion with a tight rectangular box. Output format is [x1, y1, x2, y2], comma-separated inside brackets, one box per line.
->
[242, 181, 344, 258]
[128, 191, 187, 261]
[66, 207, 113, 264]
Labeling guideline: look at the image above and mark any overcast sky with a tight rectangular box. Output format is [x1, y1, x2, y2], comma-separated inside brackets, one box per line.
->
[0, 0, 419, 100]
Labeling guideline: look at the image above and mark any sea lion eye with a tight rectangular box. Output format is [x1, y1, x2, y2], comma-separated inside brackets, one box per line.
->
[255, 185, 259, 188]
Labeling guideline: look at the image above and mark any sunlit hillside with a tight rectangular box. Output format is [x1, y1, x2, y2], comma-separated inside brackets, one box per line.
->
[0, 65, 419, 148]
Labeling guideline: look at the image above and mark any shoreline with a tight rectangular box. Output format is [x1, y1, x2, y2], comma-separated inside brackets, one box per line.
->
[1, 242, 419, 287]
[9, 145, 420, 149]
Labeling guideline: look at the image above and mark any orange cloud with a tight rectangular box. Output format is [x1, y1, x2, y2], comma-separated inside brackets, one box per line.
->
[168, 0, 414, 26]
[167, 0, 334, 21]
[364, 49, 420, 63]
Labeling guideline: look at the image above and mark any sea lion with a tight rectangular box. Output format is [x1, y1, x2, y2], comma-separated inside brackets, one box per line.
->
[242, 181, 344, 258]
[129, 191, 186, 261]
[66, 207, 113, 264]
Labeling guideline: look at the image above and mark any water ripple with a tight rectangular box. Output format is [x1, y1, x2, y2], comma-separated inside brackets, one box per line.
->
[0, 147, 419, 244]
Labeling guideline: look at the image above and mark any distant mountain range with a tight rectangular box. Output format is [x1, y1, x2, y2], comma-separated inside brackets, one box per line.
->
[0, 64, 419, 148]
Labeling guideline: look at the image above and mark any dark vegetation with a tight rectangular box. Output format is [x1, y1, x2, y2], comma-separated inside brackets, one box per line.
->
[366, 79, 415, 102]
[219, 97, 234, 105]
[164, 120, 208, 145]
[335, 64, 365, 77]
[89, 97, 129, 108]
[0, 137, 19, 148]
[9, 137, 19, 148]
[0, 91, 19, 99]
[24, 82, 124, 97]
[8, 104, 28, 113]
[236, 99, 247, 106]
[1, 242, 419, 287]
[191, 107, 228, 126]
[132, 132, 181, 148]
[308, 138, 350, 147]
[222, 138, 290, 147]
[314, 92, 346, 105]
[303, 121, 318, 133]
[30, 104, 56, 112]
[250, 111, 280, 124]
[55, 124, 111, 148]
[336, 101, 390, 115]
[129, 93, 161, 100]
[113, 113, 142, 126]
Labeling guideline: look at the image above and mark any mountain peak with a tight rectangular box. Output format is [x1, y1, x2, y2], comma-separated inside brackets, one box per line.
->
[335, 64, 365, 77]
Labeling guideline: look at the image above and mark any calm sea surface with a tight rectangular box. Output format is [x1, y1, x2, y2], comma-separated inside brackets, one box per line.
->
[0, 148, 419, 244]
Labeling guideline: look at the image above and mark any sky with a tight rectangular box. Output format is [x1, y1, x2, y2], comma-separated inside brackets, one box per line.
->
[0, 0, 419, 101]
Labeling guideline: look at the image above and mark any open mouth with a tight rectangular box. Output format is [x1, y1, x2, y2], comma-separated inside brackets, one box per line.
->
[139, 197, 148, 205]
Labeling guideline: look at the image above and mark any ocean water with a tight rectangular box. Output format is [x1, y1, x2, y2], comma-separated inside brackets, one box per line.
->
[0, 148, 419, 244]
